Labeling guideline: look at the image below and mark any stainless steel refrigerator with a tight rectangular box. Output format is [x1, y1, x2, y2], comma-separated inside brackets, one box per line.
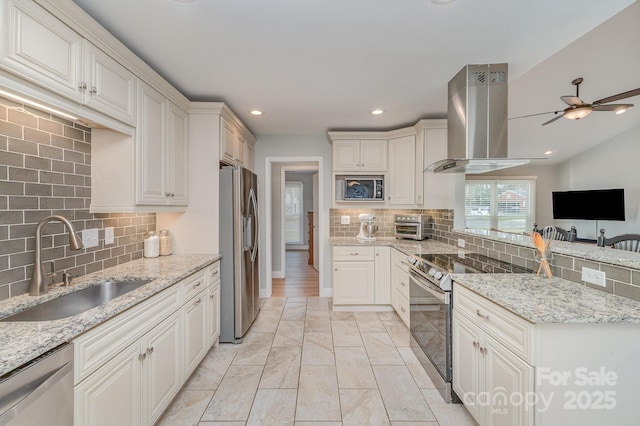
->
[219, 165, 260, 343]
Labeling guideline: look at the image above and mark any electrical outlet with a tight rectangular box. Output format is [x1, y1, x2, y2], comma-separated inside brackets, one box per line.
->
[340, 215, 350, 225]
[581, 267, 606, 287]
[458, 238, 466, 248]
[104, 227, 114, 245]
[82, 228, 99, 248]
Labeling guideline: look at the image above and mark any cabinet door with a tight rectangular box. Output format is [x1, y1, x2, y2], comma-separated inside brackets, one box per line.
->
[332, 140, 360, 171]
[332, 261, 375, 304]
[245, 142, 254, 171]
[137, 82, 167, 204]
[374, 246, 391, 304]
[143, 312, 183, 426]
[452, 311, 482, 423]
[220, 118, 236, 164]
[183, 292, 208, 377]
[1, 0, 83, 102]
[166, 102, 188, 205]
[207, 285, 220, 347]
[235, 133, 246, 166]
[84, 42, 136, 125]
[387, 135, 415, 204]
[360, 139, 387, 171]
[74, 342, 143, 426]
[484, 335, 533, 426]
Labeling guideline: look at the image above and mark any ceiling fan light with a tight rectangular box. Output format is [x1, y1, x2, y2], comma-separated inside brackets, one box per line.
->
[615, 107, 628, 115]
[564, 106, 592, 120]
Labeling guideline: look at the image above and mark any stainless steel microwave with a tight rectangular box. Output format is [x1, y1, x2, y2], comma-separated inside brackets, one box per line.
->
[343, 177, 384, 201]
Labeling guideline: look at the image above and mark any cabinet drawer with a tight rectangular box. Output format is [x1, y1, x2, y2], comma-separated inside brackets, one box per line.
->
[333, 246, 375, 261]
[181, 269, 207, 302]
[74, 284, 180, 384]
[393, 265, 410, 299]
[454, 284, 534, 363]
[393, 287, 410, 327]
[207, 261, 220, 287]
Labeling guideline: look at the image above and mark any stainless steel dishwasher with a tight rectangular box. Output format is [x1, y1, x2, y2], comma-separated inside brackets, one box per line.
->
[0, 343, 73, 425]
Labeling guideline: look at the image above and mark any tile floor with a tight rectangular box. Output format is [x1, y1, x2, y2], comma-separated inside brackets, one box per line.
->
[157, 297, 477, 425]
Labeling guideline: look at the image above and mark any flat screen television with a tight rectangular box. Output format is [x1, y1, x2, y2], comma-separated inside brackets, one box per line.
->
[552, 189, 625, 221]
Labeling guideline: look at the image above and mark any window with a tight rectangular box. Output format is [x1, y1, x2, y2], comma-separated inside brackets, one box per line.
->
[285, 181, 304, 244]
[465, 178, 536, 233]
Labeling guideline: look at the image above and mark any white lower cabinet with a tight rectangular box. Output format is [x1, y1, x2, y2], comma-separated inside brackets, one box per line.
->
[183, 290, 208, 378]
[333, 260, 375, 304]
[374, 246, 391, 304]
[453, 286, 534, 426]
[74, 261, 220, 426]
[390, 248, 410, 326]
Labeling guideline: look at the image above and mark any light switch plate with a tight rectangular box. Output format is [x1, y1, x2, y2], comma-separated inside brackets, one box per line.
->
[82, 228, 99, 248]
[340, 215, 350, 225]
[104, 227, 114, 245]
[581, 267, 606, 287]
[458, 238, 466, 248]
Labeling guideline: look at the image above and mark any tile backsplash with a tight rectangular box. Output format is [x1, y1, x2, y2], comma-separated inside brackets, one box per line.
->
[0, 96, 154, 300]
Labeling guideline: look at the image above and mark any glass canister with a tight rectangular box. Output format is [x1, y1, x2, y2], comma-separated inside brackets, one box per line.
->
[159, 230, 173, 256]
[143, 231, 159, 258]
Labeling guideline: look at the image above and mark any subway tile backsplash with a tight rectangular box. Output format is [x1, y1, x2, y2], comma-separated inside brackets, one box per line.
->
[0, 97, 154, 300]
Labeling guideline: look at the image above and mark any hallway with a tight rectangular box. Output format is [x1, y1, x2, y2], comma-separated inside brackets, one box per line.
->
[157, 297, 476, 425]
[272, 250, 319, 297]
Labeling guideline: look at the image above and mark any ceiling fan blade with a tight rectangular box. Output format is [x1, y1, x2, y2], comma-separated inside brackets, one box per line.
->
[561, 96, 582, 106]
[509, 111, 560, 120]
[592, 88, 640, 105]
[542, 114, 564, 126]
[592, 103, 633, 111]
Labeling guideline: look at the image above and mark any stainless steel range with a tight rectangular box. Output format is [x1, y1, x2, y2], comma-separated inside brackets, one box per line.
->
[407, 252, 531, 403]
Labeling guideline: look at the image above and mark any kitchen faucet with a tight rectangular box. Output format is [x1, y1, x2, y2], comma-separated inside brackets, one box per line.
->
[30, 215, 84, 296]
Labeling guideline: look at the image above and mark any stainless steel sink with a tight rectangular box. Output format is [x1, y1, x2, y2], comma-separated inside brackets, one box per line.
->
[0, 279, 152, 322]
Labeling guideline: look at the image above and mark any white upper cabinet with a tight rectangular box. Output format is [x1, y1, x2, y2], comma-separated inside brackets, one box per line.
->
[0, 0, 137, 125]
[331, 139, 387, 172]
[0, 0, 83, 101]
[137, 82, 188, 207]
[83, 42, 136, 125]
[387, 135, 416, 205]
[219, 114, 255, 170]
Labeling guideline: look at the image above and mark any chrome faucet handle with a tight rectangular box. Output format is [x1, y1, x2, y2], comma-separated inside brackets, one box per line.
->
[62, 272, 73, 287]
[45, 261, 57, 285]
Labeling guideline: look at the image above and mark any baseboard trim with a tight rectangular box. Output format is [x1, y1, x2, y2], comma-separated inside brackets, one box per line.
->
[286, 245, 309, 250]
[272, 271, 285, 279]
[332, 304, 394, 312]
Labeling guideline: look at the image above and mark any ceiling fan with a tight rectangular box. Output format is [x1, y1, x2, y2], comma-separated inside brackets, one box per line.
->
[514, 78, 640, 126]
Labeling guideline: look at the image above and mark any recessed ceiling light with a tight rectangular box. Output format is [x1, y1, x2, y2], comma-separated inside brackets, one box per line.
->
[545, 150, 553, 155]
[371, 109, 384, 115]
[249, 109, 263, 116]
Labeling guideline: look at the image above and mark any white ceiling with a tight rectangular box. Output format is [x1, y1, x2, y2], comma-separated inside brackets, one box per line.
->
[72, 0, 640, 163]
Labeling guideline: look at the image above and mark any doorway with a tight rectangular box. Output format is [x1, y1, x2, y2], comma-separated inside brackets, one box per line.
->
[264, 157, 324, 298]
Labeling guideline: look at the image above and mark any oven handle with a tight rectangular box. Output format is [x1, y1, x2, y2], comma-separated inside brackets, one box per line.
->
[409, 270, 449, 304]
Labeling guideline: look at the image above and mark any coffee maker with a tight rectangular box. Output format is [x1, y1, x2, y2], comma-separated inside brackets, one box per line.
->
[356, 213, 378, 241]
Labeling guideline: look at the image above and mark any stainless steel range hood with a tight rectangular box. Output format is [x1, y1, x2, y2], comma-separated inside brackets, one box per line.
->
[427, 63, 534, 174]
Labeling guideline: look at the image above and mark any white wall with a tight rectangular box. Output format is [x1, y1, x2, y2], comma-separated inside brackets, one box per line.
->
[254, 134, 332, 296]
[554, 123, 640, 239]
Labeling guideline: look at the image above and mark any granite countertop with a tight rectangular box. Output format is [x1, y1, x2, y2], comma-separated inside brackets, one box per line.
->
[452, 273, 640, 324]
[330, 237, 463, 256]
[457, 229, 640, 270]
[0, 254, 219, 377]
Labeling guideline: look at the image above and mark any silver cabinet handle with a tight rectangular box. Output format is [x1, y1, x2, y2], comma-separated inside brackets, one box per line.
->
[480, 347, 487, 355]
[89, 86, 97, 95]
[400, 281, 407, 287]
[212, 269, 219, 276]
[472, 341, 479, 349]
[210, 291, 215, 299]
[194, 297, 203, 306]
[400, 306, 406, 312]
[78, 82, 87, 90]
[193, 281, 202, 289]
[476, 309, 489, 320]
[138, 353, 146, 361]
[147, 347, 154, 355]
[349, 253, 359, 256]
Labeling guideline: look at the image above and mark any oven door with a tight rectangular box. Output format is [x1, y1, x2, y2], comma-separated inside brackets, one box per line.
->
[409, 270, 454, 400]
[394, 222, 420, 239]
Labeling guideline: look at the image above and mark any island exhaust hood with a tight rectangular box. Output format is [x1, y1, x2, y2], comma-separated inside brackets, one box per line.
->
[427, 63, 536, 174]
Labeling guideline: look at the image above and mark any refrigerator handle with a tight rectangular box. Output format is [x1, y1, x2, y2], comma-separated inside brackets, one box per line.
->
[248, 187, 259, 262]
[243, 216, 252, 251]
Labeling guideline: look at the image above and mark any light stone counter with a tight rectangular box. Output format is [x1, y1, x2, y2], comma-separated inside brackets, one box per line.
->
[457, 228, 640, 269]
[452, 273, 640, 324]
[329, 237, 462, 256]
[0, 254, 219, 376]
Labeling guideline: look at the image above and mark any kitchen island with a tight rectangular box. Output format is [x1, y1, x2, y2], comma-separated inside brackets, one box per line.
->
[451, 273, 640, 425]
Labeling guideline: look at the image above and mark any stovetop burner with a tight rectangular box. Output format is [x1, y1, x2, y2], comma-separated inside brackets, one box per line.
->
[416, 253, 533, 275]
